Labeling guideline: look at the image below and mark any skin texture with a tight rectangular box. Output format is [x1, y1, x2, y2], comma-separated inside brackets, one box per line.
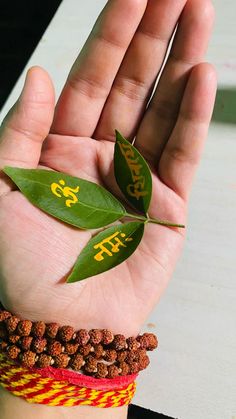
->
[0, 1, 217, 418]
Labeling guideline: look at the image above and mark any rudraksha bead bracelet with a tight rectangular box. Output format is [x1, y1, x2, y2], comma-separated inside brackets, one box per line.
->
[0, 308, 158, 379]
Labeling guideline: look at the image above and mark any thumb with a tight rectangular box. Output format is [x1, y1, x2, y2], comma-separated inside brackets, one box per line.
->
[0, 66, 55, 194]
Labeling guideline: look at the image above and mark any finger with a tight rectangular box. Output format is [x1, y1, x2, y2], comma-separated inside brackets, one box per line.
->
[51, 0, 147, 137]
[94, 0, 187, 142]
[135, 0, 215, 163]
[158, 63, 217, 200]
[0, 66, 55, 195]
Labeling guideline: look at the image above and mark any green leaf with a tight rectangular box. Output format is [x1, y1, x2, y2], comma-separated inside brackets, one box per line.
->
[114, 130, 152, 215]
[3, 167, 126, 229]
[67, 222, 144, 282]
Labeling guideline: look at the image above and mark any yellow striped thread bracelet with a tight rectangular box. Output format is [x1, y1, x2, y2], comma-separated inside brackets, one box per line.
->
[0, 352, 136, 408]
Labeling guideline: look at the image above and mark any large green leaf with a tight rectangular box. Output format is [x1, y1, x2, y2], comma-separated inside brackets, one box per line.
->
[3, 167, 126, 229]
[67, 222, 144, 282]
[114, 131, 152, 215]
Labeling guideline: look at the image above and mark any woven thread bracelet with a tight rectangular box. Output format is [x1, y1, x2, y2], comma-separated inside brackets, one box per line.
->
[0, 307, 158, 408]
[0, 352, 136, 407]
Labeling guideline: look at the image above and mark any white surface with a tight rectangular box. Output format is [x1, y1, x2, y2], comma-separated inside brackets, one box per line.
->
[1, 1, 236, 419]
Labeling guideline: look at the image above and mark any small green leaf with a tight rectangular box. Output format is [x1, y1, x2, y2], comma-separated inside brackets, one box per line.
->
[67, 222, 144, 282]
[114, 130, 152, 215]
[3, 167, 126, 229]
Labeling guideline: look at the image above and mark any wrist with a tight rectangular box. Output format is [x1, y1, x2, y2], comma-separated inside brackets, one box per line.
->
[0, 308, 157, 416]
[0, 386, 128, 419]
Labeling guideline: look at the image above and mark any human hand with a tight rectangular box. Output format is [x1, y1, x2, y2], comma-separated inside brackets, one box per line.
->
[0, 0, 216, 337]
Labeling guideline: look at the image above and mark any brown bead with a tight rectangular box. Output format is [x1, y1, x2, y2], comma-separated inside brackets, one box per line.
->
[125, 350, 137, 364]
[119, 361, 130, 376]
[107, 364, 120, 378]
[136, 348, 147, 361]
[0, 311, 11, 322]
[126, 337, 140, 351]
[83, 356, 98, 373]
[89, 329, 103, 345]
[64, 342, 79, 355]
[17, 320, 32, 336]
[136, 335, 148, 349]
[8, 334, 20, 344]
[47, 340, 63, 356]
[138, 355, 150, 371]
[75, 329, 90, 345]
[58, 325, 75, 342]
[137, 333, 158, 350]
[0, 323, 8, 339]
[102, 329, 114, 345]
[135, 348, 147, 362]
[31, 338, 47, 354]
[70, 354, 84, 371]
[78, 343, 92, 357]
[103, 349, 117, 362]
[116, 350, 127, 363]
[6, 345, 21, 359]
[0, 341, 8, 351]
[96, 363, 108, 378]
[129, 362, 139, 374]
[143, 333, 158, 350]
[19, 336, 33, 351]
[0, 307, 156, 376]
[5, 316, 20, 333]
[53, 353, 70, 368]
[45, 323, 59, 339]
[36, 354, 52, 368]
[93, 344, 104, 359]
[31, 321, 46, 338]
[112, 334, 127, 351]
[19, 350, 37, 367]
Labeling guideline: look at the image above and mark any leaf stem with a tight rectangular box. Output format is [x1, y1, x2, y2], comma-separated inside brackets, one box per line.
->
[147, 218, 185, 228]
[125, 212, 147, 222]
[124, 212, 185, 228]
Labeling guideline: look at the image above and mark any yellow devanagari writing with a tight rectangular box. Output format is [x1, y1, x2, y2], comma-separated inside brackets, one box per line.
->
[127, 177, 148, 200]
[118, 143, 148, 200]
[118, 142, 136, 161]
[94, 231, 133, 262]
[50, 179, 80, 207]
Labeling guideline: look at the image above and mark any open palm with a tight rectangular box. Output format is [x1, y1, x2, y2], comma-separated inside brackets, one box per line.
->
[0, 0, 216, 337]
